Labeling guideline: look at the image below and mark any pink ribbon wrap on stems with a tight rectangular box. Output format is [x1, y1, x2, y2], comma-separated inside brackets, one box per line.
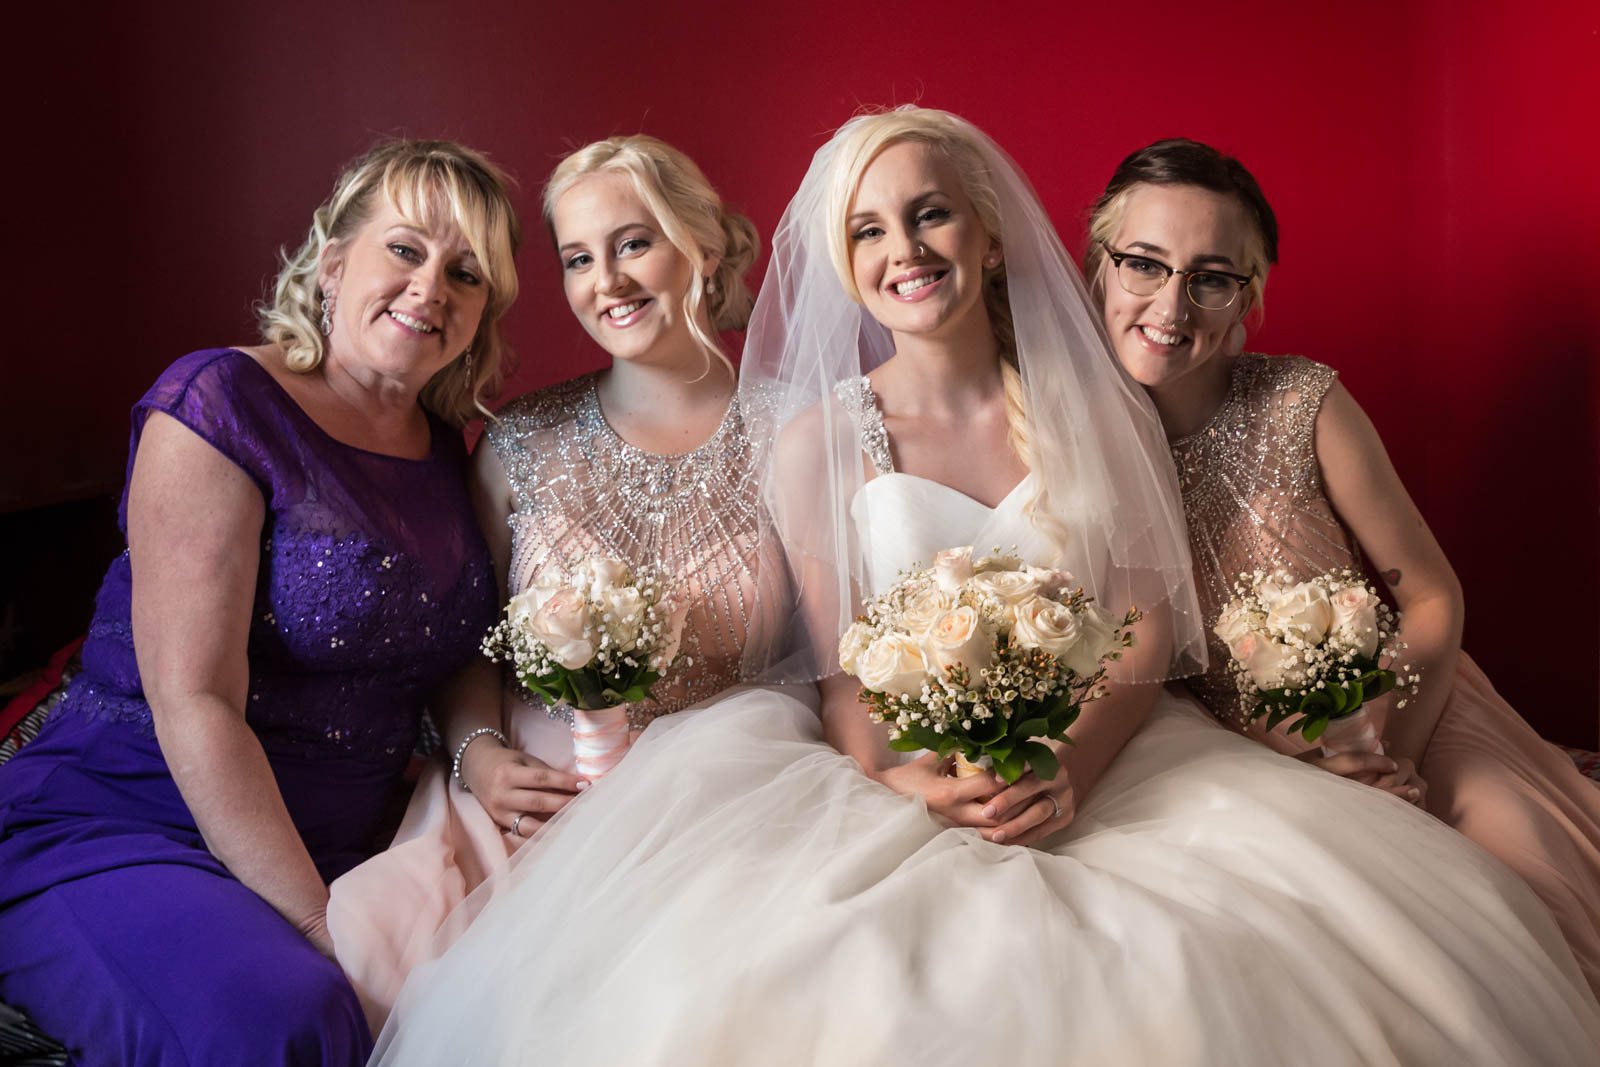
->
[1319, 707, 1385, 758]
[571, 706, 631, 779]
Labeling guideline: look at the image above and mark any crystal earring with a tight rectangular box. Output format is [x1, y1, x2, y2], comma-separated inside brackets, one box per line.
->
[462, 345, 474, 382]
[705, 277, 717, 294]
[319, 295, 334, 336]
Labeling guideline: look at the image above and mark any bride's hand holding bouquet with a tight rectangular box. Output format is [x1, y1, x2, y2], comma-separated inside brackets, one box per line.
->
[839, 546, 1139, 844]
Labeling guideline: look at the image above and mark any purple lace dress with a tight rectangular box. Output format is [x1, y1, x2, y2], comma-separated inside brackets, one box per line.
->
[0, 349, 495, 1065]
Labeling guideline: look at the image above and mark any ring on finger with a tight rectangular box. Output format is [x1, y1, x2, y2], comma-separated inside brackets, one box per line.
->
[1036, 792, 1062, 821]
[510, 812, 528, 837]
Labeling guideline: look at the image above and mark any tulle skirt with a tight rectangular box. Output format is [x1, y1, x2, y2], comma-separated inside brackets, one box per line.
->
[374, 685, 1600, 1066]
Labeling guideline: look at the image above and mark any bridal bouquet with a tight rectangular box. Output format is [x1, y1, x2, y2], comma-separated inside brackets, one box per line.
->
[839, 546, 1140, 784]
[1214, 568, 1417, 754]
[481, 555, 687, 778]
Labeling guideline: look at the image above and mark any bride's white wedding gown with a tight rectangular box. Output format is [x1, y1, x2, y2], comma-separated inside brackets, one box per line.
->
[373, 469, 1600, 1066]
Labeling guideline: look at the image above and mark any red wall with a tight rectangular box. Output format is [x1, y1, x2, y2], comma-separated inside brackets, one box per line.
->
[8, 0, 1597, 743]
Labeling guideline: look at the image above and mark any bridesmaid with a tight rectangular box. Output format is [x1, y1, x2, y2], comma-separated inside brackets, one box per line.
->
[1085, 135, 1600, 994]
[327, 134, 783, 1031]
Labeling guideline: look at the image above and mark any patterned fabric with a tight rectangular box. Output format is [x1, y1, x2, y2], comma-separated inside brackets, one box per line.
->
[485, 372, 789, 728]
[1173, 354, 1359, 726]
[58, 349, 495, 765]
[834, 376, 894, 476]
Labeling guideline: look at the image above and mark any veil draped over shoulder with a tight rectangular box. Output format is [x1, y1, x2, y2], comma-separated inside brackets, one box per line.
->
[738, 108, 1206, 682]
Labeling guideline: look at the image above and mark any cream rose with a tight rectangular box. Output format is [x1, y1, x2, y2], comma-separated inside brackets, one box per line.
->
[901, 587, 958, 636]
[921, 606, 995, 677]
[1212, 602, 1256, 661]
[531, 587, 596, 669]
[837, 620, 876, 676]
[1329, 586, 1380, 658]
[1024, 565, 1076, 598]
[970, 569, 1042, 608]
[932, 546, 975, 592]
[1237, 631, 1306, 691]
[1062, 601, 1122, 677]
[1265, 581, 1333, 645]
[582, 556, 632, 597]
[1011, 595, 1083, 657]
[856, 633, 932, 698]
[507, 572, 566, 633]
[597, 586, 647, 651]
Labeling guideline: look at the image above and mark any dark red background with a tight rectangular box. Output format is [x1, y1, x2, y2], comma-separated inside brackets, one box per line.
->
[7, 1, 1597, 743]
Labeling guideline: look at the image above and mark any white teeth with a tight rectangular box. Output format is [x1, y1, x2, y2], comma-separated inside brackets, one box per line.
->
[894, 274, 939, 296]
[607, 301, 645, 319]
[388, 311, 435, 333]
[1140, 325, 1182, 346]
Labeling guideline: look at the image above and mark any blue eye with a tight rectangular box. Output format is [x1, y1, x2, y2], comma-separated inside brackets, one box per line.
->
[850, 225, 884, 242]
[388, 243, 421, 261]
[564, 252, 592, 271]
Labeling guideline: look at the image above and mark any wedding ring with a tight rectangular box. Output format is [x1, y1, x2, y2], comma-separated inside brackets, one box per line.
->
[510, 813, 528, 837]
[1037, 792, 1062, 821]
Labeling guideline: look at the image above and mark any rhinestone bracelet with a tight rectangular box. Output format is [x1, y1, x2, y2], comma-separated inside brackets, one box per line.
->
[451, 726, 508, 793]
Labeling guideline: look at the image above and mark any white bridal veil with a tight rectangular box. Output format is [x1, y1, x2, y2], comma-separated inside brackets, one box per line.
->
[739, 107, 1206, 682]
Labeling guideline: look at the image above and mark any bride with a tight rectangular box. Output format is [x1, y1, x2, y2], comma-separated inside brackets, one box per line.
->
[374, 109, 1600, 1065]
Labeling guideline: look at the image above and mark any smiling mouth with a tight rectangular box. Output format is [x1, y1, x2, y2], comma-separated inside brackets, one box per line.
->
[1138, 325, 1185, 347]
[606, 300, 650, 321]
[388, 310, 437, 334]
[889, 270, 947, 298]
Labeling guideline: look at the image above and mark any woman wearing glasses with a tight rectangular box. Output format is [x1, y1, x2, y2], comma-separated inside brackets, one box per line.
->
[1087, 136, 1600, 996]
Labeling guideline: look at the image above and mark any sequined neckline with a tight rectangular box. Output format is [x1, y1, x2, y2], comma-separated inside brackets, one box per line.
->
[577, 375, 742, 498]
[1167, 355, 1256, 489]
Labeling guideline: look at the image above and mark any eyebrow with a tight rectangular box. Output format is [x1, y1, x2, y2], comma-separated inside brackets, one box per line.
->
[1124, 241, 1239, 269]
[557, 222, 657, 255]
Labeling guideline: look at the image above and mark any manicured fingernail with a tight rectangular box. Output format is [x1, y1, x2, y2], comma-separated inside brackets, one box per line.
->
[993, 776, 1007, 789]
[576, 780, 591, 791]
[991, 830, 1006, 843]
[982, 804, 997, 819]
[1408, 788, 1420, 800]
[1383, 761, 1398, 772]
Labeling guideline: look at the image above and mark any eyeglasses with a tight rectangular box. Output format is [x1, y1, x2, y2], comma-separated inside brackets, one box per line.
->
[1103, 245, 1254, 311]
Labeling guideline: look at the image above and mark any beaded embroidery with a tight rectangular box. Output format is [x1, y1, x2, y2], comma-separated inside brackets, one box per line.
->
[835, 377, 894, 475]
[487, 373, 785, 729]
[1176, 355, 1363, 726]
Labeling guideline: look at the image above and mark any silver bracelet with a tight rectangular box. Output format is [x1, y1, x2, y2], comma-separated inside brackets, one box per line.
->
[451, 727, 508, 793]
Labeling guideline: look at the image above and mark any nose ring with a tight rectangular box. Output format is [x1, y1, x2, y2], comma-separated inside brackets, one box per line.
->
[914, 243, 927, 258]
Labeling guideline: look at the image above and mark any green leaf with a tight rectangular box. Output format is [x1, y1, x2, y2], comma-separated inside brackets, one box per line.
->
[1013, 717, 1050, 740]
[994, 751, 1027, 783]
[985, 745, 1014, 764]
[1300, 715, 1330, 743]
[1345, 680, 1364, 708]
[1022, 741, 1059, 781]
[887, 736, 926, 752]
[1327, 685, 1349, 715]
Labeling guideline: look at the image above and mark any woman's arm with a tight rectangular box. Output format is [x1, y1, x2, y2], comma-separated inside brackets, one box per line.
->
[130, 412, 336, 956]
[443, 441, 585, 836]
[1315, 381, 1464, 767]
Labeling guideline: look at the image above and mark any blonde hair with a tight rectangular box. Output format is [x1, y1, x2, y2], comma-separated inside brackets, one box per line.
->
[542, 135, 759, 381]
[1085, 138, 1275, 324]
[258, 139, 522, 426]
[823, 108, 1028, 462]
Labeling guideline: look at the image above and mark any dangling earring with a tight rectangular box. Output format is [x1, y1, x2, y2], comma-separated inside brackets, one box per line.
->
[319, 295, 334, 336]
[705, 277, 717, 294]
[462, 345, 474, 383]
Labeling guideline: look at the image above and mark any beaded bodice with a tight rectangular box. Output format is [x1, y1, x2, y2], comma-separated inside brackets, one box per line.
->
[835, 377, 895, 476]
[66, 350, 496, 769]
[1175, 354, 1362, 730]
[487, 373, 788, 728]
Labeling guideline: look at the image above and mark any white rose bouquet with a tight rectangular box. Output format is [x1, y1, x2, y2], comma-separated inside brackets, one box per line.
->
[839, 546, 1140, 784]
[481, 555, 687, 778]
[1214, 568, 1418, 754]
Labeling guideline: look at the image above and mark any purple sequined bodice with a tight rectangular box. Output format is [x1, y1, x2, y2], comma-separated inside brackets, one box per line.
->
[67, 349, 495, 769]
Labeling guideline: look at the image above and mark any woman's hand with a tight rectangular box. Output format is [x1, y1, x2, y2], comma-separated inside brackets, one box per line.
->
[1298, 749, 1426, 807]
[871, 753, 1001, 828]
[978, 770, 1077, 845]
[460, 739, 588, 840]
